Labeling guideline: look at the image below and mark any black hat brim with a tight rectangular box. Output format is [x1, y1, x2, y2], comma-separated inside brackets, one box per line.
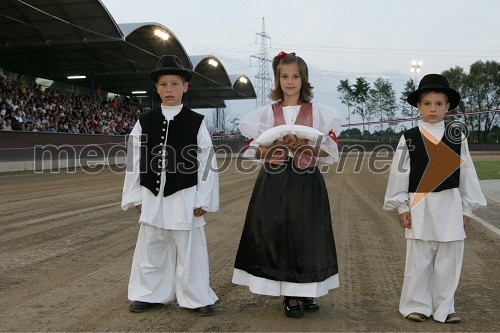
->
[150, 68, 193, 82]
[407, 86, 461, 110]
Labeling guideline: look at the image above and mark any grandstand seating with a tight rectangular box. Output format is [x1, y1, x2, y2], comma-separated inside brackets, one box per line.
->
[0, 76, 142, 135]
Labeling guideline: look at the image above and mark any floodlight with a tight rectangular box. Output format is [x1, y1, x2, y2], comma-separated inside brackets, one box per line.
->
[154, 29, 169, 41]
[208, 59, 218, 67]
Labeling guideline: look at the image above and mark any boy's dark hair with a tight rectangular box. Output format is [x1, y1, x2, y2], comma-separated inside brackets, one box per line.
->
[417, 89, 450, 104]
[268, 53, 313, 103]
[155, 74, 188, 84]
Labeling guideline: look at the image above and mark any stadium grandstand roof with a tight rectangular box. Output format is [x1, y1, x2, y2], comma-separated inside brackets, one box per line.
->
[0, 0, 256, 108]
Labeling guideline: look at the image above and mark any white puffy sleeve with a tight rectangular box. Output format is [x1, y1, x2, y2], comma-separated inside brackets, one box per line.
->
[313, 103, 343, 164]
[239, 104, 275, 139]
[459, 136, 487, 216]
[239, 105, 275, 159]
[383, 135, 411, 214]
[194, 120, 220, 212]
[121, 121, 143, 211]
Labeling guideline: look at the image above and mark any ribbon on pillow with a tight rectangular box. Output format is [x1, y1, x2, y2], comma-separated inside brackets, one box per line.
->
[328, 129, 338, 144]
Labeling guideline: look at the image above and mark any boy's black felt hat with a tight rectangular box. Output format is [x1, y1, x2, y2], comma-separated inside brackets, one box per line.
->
[149, 55, 193, 82]
[407, 74, 461, 110]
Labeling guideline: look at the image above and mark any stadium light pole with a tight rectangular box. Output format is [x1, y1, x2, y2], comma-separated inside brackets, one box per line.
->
[410, 60, 423, 84]
[409, 60, 422, 127]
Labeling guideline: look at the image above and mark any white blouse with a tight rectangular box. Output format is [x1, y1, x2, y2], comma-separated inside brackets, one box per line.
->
[121, 105, 219, 230]
[383, 121, 487, 241]
[240, 103, 343, 164]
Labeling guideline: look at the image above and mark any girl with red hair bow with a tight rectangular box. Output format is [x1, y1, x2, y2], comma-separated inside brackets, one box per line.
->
[233, 52, 343, 318]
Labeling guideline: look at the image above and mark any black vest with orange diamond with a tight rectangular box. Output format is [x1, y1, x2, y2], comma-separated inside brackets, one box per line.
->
[404, 125, 461, 193]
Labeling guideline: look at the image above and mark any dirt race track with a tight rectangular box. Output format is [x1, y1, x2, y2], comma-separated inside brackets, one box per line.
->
[0, 155, 499, 332]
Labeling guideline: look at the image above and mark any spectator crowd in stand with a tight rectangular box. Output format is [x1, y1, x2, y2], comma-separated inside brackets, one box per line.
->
[0, 76, 144, 135]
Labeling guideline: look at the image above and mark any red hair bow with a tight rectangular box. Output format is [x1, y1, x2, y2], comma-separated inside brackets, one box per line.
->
[277, 51, 296, 58]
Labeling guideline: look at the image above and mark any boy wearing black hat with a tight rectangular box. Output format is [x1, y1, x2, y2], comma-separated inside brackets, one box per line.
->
[384, 74, 486, 323]
[121, 55, 219, 315]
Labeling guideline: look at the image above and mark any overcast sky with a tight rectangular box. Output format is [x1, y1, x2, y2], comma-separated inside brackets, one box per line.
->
[101, 0, 500, 127]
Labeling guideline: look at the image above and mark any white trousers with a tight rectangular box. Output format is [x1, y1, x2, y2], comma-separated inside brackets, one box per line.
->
[128, 223, 218, 309]
[400, 239, 464, 322]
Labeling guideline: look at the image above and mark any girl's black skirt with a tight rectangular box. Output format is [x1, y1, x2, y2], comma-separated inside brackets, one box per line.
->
[234, 160, 338, 283]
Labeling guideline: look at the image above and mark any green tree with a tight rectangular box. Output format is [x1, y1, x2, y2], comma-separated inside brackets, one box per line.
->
[443, 60, 500, 143]
[338, 127, 362, 139]
[337, 79, 354, 125]
[336, 77, 371, 132]
[352, 77, 371, 132]
[368, 77, 397, 131]
[400, 79, 418, 128]
[442, 66, 471, 136]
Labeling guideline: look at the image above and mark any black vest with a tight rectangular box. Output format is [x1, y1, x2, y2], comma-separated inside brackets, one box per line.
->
[404, 125, 461, 193]
[139, 105, 204, 197]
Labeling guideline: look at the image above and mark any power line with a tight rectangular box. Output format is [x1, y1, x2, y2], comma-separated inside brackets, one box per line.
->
[342, 109, 500, 127]
[272, 44, 500, 54]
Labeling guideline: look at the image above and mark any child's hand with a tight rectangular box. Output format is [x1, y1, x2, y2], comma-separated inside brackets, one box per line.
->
[282, 134, 295, 145]
[398, 211, 411, 228]
[135, 204, 142, 213]
[282, 135, 308, 150]
[463, 215, 471, 228]
[272, 138, 287, 147]
[194, 207, 206, 217]
[268, 140, 289, 158]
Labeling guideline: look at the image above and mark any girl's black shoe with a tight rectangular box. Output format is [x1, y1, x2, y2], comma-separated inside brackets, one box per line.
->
[299, 297, 320, 312]
[283, 297, 304, 318]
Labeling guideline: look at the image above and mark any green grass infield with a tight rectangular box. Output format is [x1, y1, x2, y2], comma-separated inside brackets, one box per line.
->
[473, 161, 500, 180]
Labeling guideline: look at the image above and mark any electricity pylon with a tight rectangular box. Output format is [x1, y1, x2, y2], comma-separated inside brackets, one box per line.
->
[251, 18, 272, 107]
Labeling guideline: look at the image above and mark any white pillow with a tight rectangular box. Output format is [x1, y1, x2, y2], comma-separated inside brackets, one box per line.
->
[254, 124, 324, 146]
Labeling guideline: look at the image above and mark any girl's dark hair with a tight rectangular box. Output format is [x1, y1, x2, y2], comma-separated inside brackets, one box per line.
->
[268, 53, 313, 103]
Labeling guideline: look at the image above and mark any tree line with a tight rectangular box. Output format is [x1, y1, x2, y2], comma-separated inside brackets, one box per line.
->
[337, 60, 500, 143]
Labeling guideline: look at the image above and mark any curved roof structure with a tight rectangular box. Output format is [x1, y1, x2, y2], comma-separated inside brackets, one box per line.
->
[0, 0, 256, 108]
[229, 74, 257, 100]
[184, 56, 256, 108]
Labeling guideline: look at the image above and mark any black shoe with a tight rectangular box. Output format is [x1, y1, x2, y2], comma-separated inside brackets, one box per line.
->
[406, 312, 427, 322]
[445, 313, 461, 323]
[283, 297, 304, 318]
[195, 304, 214, 316]
[299, 297, 320, 312]
[129, 301, 155, 313]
